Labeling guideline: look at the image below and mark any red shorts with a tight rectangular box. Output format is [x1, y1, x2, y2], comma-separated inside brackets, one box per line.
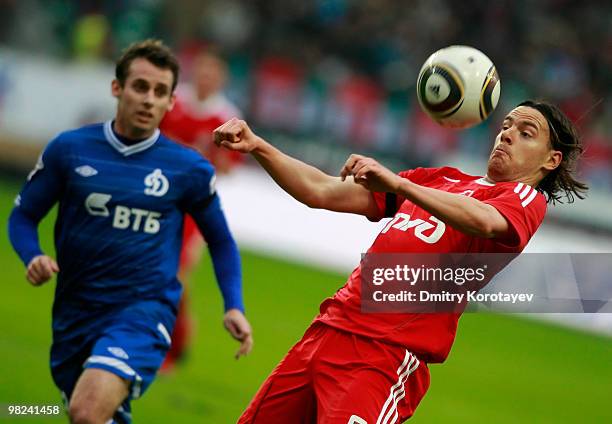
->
[239, 323, 430, 424]
[179, 215, 204, 270]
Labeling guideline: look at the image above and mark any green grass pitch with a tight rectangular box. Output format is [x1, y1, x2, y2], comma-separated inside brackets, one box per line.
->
[0, 178, 610, 423]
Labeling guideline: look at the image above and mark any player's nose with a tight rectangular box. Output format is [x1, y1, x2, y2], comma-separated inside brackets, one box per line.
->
[500, 127, 514, 144]
[142, 90, 154, 107]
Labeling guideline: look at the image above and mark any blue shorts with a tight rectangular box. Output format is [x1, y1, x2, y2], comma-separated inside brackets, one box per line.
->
[50, 300, 175, 423]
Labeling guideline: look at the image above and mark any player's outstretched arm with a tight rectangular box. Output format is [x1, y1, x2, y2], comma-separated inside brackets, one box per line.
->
[213, 118, 379, 217]
[342, 154, 509, 238]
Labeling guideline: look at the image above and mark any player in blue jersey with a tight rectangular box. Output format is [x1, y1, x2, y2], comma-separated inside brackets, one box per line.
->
[7, 39, 253, 424]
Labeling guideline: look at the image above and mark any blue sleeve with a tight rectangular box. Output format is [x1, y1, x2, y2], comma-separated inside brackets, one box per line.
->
[189, 195, 244, 313]
[8, 207, 43, 266]
[7, 137, 66, 266]
[183, 159, 244, 313]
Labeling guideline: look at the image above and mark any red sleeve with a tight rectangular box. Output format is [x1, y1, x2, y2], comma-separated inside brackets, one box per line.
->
[368, 167, 437, 221]
[483, 182, 547, 249]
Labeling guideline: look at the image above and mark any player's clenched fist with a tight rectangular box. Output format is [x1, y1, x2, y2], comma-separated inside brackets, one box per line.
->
[26, 255, 59, 286]
[213, 118, 262, 154]
[340, 154, 402, 193]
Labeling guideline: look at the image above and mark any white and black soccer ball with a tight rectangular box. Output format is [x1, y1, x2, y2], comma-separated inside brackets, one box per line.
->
[416, 45, 501, 129]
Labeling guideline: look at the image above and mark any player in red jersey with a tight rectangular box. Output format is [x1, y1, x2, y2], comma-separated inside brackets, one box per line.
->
[214, 100, 587, 423]
[160, 50, 243, 370]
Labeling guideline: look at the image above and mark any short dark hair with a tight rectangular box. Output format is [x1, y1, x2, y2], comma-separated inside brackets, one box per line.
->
[518, 100, 588, 204]
[115, 39, 180, 92]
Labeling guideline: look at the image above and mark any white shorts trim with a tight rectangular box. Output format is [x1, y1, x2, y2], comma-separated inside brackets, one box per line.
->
[376, 350, 420, 424]
[84, 355, 143, 399]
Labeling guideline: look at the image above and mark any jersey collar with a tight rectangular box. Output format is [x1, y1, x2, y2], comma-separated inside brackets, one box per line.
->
[474, 177, 496, 186]
[103, 120, 160, 156]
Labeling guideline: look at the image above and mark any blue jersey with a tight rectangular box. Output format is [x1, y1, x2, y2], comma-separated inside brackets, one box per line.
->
[9, 121, 243, 337]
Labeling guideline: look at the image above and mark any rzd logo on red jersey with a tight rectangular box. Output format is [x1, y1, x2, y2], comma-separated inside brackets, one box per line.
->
[381, 213, 446, 244]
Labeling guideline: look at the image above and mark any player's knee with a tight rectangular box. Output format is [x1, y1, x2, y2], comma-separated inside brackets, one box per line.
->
[68, 400, 104, 424]
[68, 399, 112, 424]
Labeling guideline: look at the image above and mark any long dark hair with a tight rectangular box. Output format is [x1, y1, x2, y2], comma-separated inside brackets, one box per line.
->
[518, 100, 588, 204]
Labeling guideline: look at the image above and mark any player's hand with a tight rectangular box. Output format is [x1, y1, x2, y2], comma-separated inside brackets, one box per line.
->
[26, 255, 59, 286]
[340, 154, 402, 193]
[213, 118, 262, 154]
[223, 308, 253, 360]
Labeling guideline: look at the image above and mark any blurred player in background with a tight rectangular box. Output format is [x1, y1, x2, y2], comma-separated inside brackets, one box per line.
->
[7, 39, 252, 424]
[160, 48, 243, 371]
[214, 101, 587, 423]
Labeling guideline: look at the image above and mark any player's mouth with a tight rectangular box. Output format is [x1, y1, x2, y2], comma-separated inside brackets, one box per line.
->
[493, 146, 510, 158]
[136, 111, 153, 125]
[136, 111, 154, 122]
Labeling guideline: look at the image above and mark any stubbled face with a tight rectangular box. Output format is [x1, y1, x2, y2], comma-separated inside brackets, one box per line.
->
[112, 58, 175, 139]
[193, 54, 226, 100]
[487, 106, 561, 185]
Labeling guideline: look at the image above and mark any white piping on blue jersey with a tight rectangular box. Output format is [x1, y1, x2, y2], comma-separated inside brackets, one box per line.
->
[103, 120, 160, 156]
[157, 322, 172, 345]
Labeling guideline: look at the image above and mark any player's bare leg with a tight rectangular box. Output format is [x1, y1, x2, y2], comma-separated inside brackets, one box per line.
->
[68, 368, 129, 424]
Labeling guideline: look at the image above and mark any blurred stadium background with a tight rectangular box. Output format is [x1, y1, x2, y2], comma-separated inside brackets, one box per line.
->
[0, 1, 610, 423]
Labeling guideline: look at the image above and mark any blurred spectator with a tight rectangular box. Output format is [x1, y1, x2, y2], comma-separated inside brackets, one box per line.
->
[73, 13, 110, 61]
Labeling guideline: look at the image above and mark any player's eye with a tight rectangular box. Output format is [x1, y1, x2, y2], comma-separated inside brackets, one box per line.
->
[155, 86, 169, 97]
[521, 131, 532, 138]
[133, 81, 149, 92]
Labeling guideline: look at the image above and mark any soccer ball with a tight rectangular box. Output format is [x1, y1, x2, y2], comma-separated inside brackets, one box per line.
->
[416, 45, 501, 129]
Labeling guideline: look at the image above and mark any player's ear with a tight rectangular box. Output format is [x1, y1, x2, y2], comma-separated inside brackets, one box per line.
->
[167, 92, 176, 112]
[111, 79, 122, 98]
[543, 149, 562, 171]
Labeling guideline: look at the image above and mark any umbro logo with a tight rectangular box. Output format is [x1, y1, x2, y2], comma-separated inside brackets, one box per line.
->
[107, 347, 129, 360]
[75, 165, 98, 177]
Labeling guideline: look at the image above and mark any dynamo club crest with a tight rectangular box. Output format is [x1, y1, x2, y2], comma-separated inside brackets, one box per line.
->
[144, 168, 169, 197]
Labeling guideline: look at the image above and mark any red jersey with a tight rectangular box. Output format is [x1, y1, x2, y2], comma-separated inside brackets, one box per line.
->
[315, 167, 547, 363]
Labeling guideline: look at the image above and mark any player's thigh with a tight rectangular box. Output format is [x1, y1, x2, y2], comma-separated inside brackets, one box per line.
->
[238, 367, 317, 424]
[315, 334, 430, 424]
[318, 364, 428, 424]
[239, 324, 328, 424]
[69, 368, 129, 419]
